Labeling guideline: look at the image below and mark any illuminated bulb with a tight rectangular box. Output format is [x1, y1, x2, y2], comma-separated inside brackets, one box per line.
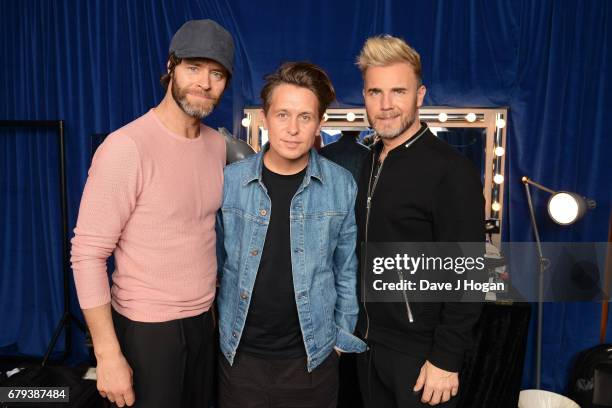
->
[466, 113, 477, 122]
[241, 117, 251, 127]
[493, 174, 504, 184]
[496, 118, 506, 129]
[346, 112, 356, 122]
[494, 146, 505, 157]
[438, 113, 448, 122]
[323, 113, 329, 122]
[548, 193, 580, 225]
[491, 201, 501, 212]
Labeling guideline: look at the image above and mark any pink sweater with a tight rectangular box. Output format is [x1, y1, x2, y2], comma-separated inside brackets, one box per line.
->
[71, 110, 225, 322]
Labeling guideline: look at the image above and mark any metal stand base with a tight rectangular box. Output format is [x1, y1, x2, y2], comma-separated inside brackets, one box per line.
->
[42, 312, 87, 367]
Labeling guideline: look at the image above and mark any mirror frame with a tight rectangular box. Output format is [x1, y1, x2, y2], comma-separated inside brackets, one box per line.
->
[242, 106, 508, 246]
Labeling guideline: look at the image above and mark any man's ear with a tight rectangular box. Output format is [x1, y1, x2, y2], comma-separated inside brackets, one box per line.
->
[417, 85, 427, 108]
[260, 109, 267, 130]
[316, 119, 323, 136]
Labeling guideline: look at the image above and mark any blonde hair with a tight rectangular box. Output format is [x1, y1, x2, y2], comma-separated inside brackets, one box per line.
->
[356, 35, 422, 84]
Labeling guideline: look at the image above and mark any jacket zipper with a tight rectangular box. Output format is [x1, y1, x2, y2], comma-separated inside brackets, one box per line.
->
[364, 151, 413, 336]
[363, 157, 381, 339]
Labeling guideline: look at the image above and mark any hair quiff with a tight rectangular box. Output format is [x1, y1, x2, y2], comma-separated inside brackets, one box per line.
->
[260, 62, 336, 119]
[356, 35, 422, 84]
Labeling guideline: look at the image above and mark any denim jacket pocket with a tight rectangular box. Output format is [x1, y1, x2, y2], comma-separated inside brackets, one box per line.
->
[335, 325, 367, 353]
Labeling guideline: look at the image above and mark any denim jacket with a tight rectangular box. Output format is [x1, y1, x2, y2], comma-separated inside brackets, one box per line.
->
[217, 147, 366, 372]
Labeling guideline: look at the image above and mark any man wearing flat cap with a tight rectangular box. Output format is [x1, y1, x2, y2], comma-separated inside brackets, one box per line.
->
[71, 19, 234, 407]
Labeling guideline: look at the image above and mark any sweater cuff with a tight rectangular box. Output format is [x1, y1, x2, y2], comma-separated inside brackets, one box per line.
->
[428, 346, 464, 373]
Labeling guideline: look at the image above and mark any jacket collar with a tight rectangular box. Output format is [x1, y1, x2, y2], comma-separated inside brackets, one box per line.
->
[241, 144, 324, 186]
[372, 121, 429, 154]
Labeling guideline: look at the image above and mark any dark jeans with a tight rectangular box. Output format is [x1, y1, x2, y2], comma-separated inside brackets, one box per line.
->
[111, 308, 215, 408]
[218, 351, 339, 408]
[357, 344, 458, 408]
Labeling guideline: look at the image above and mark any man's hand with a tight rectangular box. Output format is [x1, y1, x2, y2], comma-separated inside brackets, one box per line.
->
[96, 351, 135, 407]
[82, 304, 135, 407]
[413, 360, 458, 405]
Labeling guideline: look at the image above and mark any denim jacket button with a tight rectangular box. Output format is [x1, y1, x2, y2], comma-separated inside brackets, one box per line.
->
[250, 249, 258, 256]
[232, 331, 237, 338]
[240, 291, 248, 299]
[259, 209, 267, 216]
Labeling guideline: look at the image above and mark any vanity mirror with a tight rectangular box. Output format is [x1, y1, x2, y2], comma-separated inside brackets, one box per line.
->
[241, 107, 507, 246]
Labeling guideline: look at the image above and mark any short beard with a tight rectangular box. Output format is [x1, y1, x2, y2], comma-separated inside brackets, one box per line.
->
[368, 111, 416, 140]
[171, 76, 216, 119]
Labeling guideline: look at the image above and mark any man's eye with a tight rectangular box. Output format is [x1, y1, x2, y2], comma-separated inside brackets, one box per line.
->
[368, 90, 380, 96]
[394, 89, 406, 95]
[188, 66, 198, 72]
[300, 115, 312, 122]
[277, 112, 288, 119]
[211, 71, 224, 80]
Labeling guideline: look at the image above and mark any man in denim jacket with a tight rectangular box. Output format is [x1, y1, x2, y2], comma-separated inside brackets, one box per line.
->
[216, 62, 366, 407]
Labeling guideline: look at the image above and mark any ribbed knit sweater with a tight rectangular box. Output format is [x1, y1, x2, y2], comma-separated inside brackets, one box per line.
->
[71, 110, 225, 322]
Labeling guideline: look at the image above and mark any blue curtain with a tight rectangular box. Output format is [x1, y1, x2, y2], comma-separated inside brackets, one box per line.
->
[1, 0, 610, 393]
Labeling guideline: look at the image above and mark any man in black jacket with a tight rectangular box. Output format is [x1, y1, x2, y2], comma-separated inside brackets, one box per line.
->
[319, 131, 370, 181]
[355, 35, 485, 407]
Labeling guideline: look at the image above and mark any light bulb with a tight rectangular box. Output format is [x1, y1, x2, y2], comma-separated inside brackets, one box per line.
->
[491, 201, 501, 212]
[466, 113, 477, 122]
[548, 193, 580, 225]
[493, 174, 504, 184]
[438, 113, 448, 122]
[323, 113, 329, 122]
[241, 117, 251, 127]
[496, 118, 506, 129]
[494, 146, 505, 157]
[346, 112, 356, 122]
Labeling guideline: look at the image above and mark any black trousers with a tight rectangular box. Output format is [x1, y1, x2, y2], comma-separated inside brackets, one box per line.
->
[111, 309, 215, 408]
[356, 344, 458, 408]
[218, 351, 339, 408]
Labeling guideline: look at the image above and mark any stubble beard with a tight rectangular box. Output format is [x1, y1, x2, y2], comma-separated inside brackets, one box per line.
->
[369, 110, 417, 140]
[171, 76, 217, 119]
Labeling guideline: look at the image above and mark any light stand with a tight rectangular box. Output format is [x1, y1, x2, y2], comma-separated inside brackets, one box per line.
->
[40, 120, 87, 366]
[521, 176, 596, 389]
[0, 121, 87, 366]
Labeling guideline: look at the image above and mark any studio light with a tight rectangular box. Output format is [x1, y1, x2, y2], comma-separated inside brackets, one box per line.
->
[521, 176, 596, 389]
[547, 192, 592, 225]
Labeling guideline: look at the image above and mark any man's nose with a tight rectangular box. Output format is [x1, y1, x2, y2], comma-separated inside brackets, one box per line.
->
[381, 92, 393, 110]
[198, 71, 211, 91]
[287, 116, 299, 135]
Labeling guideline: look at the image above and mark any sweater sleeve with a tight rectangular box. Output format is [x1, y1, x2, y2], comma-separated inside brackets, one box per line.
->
[428, 156, 485, 372]
[70, 133, 142, 309]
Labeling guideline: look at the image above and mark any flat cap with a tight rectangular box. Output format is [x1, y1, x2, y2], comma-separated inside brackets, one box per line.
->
[169, 19, 234, 75]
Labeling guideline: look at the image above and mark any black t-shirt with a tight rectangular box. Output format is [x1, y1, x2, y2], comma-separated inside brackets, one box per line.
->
[239, 164, 307, 359]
